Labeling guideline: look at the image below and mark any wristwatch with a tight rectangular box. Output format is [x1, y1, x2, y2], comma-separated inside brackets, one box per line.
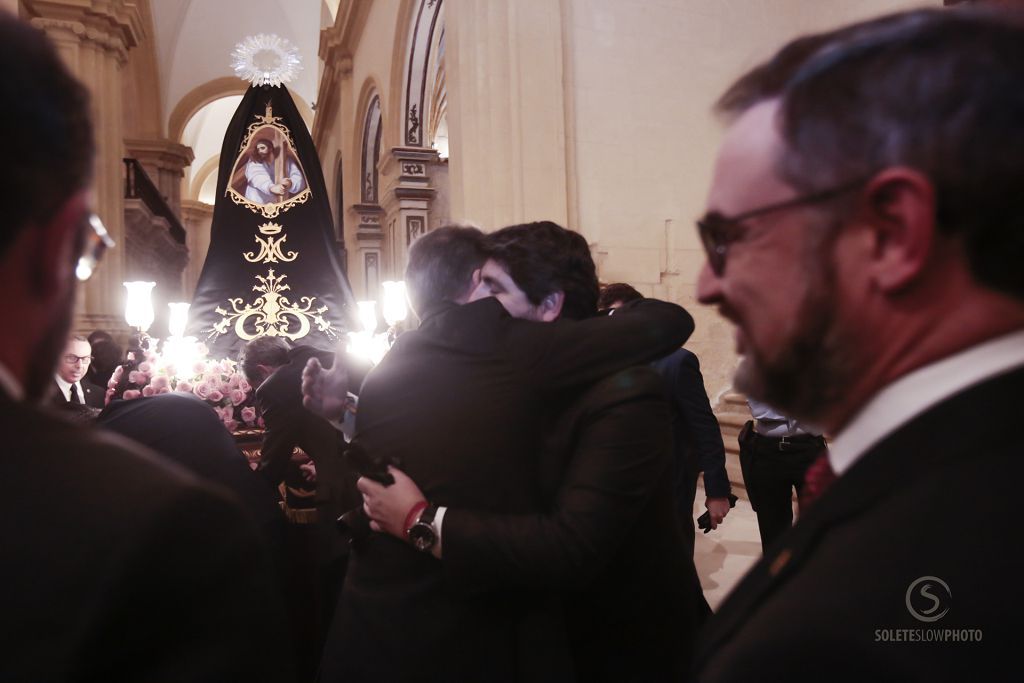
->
[407, 503, 438, 552]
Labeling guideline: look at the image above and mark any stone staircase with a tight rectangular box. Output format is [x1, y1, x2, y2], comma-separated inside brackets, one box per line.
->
[714, 390, 751, 500]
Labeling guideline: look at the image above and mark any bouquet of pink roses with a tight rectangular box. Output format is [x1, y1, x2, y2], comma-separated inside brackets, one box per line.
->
[107, 342, 259, 432]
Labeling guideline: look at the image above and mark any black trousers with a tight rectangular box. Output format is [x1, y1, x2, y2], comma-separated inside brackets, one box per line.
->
[738, 421, 825, 552]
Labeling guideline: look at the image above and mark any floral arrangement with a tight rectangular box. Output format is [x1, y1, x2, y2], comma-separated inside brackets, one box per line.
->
[106, 342, 260, 432]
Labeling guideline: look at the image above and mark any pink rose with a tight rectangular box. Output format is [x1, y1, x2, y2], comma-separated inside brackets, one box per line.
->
[158, 386, 170, 394]
[193, 382, 211, 400]
[142, 385, 156, 397]
[176, 380, 192, 393]
[229, 389, 246, 405]
[191, 361, 207, 376]
[128, 370, 147, 385]
[123, 389, 141, 400]
[195, 343, 209, 357]
[257, 416, 265, 428]
[238, 378, 251, 393]
[137, 362, 152, 374]
[228, 374, 242, 389]
[241, 406, 257, 424]
[223, 418, 239, 432]
[111, 365, 124, 382]
[150, 375, 169, 390]
[208, 389, 224, 403]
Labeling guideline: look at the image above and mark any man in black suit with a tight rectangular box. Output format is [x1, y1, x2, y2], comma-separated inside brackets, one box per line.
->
[0, 12, 291, 681]
[52, 334, 105, 408]
[598, 282, 733, 551]
[320, 224, 694, 681]
[240, 337, 370, 680]
[692, 8, 1024, 681]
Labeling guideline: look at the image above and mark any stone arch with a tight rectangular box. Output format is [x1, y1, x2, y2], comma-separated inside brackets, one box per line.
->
[399, 0, 445, 148]
[189, 155, 221, 203]
[354, 78, 385, 203]
[168, 77, 315, 145]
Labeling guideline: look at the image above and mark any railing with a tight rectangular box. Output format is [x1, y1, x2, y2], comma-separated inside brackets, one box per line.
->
[123, 158, 186, 244]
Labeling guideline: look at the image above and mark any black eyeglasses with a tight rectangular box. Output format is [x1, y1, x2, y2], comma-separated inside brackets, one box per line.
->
[696, 178, 865, 276]
[76, 214, 115, 282]
[63, 354, 93, 365]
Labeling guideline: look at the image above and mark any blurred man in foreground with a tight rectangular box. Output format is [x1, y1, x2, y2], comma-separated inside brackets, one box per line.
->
[0, 12, 290, 681]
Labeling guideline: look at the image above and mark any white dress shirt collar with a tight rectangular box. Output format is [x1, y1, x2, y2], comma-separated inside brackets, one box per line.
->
[54, 374, 79, 402]
[830, 328, 1024, 475]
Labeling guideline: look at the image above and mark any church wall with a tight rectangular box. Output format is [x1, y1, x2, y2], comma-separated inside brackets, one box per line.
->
[561, 0, 941, 403]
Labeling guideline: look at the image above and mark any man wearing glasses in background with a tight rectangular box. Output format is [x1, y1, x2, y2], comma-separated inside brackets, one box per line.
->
[51, 335, 104, 408]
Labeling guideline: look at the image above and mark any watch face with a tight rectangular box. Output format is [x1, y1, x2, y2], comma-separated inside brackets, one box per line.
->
[408, 522, 436, 552]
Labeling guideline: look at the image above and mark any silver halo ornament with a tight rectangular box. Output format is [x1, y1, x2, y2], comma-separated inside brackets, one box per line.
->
[231, 33, 302, 87]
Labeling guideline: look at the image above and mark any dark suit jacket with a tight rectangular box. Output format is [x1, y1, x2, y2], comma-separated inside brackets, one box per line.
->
[321, 297, 694, 682]
[652, 349, 729, 499]
[51, 378, 105, 409]
[97, 393, 286, 553]
[694, 365, 1024, 682]
[443, 366, 711, 682]
[0, 388, 292, 681]
[255, 345, 361, 548]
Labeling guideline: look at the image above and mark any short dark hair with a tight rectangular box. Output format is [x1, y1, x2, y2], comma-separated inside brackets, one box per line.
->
[597, 283, 643, 310]
[405, 225, 488, 315]
[718, 7, 1024, 301]
[0, 12, 93, 259]
[487, 221, 598, 320]
[239, 336, 290, 386]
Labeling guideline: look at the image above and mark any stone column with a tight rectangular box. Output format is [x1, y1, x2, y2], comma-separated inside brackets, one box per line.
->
[351, 204, 384, 302]
[24, 0, 143, 333]
[180, 200, 214, 300]
[444, 0, 569, 229]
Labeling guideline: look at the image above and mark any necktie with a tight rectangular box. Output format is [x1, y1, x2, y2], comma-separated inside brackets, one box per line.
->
[799, 451, 836, 509]
[69, 384, 82, 405]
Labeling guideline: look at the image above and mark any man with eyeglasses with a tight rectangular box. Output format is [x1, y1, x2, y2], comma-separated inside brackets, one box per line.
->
[0, 11, 291, 681]
[692, 8, 1024, 682]
[51, 335, 104, 409]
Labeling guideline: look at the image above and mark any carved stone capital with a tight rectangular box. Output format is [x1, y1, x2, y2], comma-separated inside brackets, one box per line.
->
[125, 138, 196, 177]
[25, 0, 143, 63]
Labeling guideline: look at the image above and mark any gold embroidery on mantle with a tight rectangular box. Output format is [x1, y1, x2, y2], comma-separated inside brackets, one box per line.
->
[207, 269, 336, 343]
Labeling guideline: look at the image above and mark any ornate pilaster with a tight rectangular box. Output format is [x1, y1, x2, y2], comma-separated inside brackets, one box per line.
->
[380, 147, 438, 283]
[352, 203, 385, 302]
[180, 200, 214, 300]
[24, 0, 144, 328]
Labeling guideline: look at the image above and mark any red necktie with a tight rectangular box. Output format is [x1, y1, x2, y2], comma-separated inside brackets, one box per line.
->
[800, 452, 836, 509]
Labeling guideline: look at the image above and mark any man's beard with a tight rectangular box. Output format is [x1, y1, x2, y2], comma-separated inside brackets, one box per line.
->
[24, 283, 75, 404]
[253, 149, 273, 163]
[734, 247, 854, 425]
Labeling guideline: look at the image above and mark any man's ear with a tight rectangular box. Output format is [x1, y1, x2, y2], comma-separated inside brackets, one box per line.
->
[537, 291, 565, 322]
[28, 191, 88, 297]
[458, 268, 484, 304]
[860, 167, 936, 293]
